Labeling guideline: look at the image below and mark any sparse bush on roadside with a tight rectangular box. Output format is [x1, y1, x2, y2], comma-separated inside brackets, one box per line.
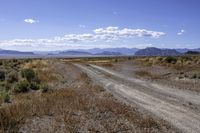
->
[13, 80, 30, 93]
[135, 70, 161, 79]
[80, 72, 89, 79]
[192, 74, 197, 79]
[184, 74, 188, 78]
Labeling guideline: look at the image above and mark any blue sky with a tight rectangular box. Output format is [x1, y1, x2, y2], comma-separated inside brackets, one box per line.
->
[0, 0, 199, 51]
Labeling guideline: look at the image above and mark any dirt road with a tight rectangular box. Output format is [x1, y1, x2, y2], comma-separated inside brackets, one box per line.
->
[75, 64, 200, 133]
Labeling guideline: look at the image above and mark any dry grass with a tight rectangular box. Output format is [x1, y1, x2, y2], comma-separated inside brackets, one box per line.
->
[23, 60, 58, 82]
[0, 74, 173, 133]
[135, 70, 162, 79]
[135, 56, 200, 69]
[0, 59, 175, 132]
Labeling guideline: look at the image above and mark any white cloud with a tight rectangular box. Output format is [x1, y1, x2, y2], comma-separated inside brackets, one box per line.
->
[24, 19, 38, 24]
[94, 27, 165, 38]
[177, 29, 185, 35]
[0, 26, 165, 48]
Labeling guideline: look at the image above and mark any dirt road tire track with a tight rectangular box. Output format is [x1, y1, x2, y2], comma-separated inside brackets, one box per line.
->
[75, 64, 200, 133]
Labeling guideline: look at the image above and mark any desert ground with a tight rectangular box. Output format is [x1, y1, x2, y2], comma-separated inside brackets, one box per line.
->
[0, 56, 200, 133]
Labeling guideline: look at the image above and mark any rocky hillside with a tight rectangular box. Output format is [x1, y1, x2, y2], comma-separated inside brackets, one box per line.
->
[135, 47, 181, 56]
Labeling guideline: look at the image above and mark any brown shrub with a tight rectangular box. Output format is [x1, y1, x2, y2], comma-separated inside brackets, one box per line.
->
[135, 70, 161, 79]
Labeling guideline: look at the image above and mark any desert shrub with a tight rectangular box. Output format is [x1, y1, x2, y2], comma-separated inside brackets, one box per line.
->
[30, 82, 40, 90]
[192, 74, 197, 79]
[156, 57, 163, 61]
[0, 91, 10, 103]
[182, 56, 192, 61]
[0, 70, 5, 81]
[21, 68, 36, 82]
[12, 59, 18, 63]
[40, 84, 49, 93]
[80, 72, 89, 79]
[6, 71, 18, 83]
[13, 80, 30, 93]
[0, 60, 3, 66]
[4, 82, 12, 92]
[165, 56, 177, 64]
[135, 70, 161, 79]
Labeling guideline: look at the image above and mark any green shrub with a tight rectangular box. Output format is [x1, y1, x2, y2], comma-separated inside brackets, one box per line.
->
[165, 56, 177, 64]
[0, 70, 5, 81]
[0, 60, 3, 66]
[6, 71, 18, 83]
[13, 80, 30, 93]
[0, 92, 10, 103]
[40, 84, 49, 93]
[30, 82, 40, 90]
[21, 68, 36, 82]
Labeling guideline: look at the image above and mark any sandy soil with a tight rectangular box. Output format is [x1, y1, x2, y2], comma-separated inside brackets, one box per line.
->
[76, 63, 200, 133]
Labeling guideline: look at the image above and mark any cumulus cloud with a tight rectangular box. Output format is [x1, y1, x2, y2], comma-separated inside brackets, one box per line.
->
[0, 27, 165, 48]
[94, 27, 165, 38]
[24, 19, 38, 24]
[177, 29, 185, 35]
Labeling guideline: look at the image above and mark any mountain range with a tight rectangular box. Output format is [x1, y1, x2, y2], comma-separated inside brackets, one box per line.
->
[0, 47, 199, 57]
[134, 47, 181, 56]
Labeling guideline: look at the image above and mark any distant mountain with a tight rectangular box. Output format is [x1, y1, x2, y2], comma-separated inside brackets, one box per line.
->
[0, 49, 34, 55]
[59, 51, 92, 55]
[58, 50, 122, 56]
[74, 47, 138, 55]
[185, 51, 200, 55]
[176, 48, 200, 53]
[94, 51, 122, 56]
[135, 47, 181, 56]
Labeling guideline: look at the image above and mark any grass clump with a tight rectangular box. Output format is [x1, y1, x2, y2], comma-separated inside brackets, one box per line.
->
[6, 71, 19, 83]
[165, 56, 177, 64]
[13, 80, 30, 93]
[40, 84, 49, 93]
[29, 82, 40, 90]
[0, 70, 5, 81]
[21, 68, 37, 82]
[0, 91, 10, 103]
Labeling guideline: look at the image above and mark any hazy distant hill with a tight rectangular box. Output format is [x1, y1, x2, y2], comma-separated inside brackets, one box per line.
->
[74, 47, 138, 55]
[135, 47, 181, 56]
[185, 51, 200, 55]
[176, 48, 200, 53]
[0, 49, 35, 55]
[94, 51, 122, 56]
[59, 51, 92, 55]
[58, 50, 122, 56]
